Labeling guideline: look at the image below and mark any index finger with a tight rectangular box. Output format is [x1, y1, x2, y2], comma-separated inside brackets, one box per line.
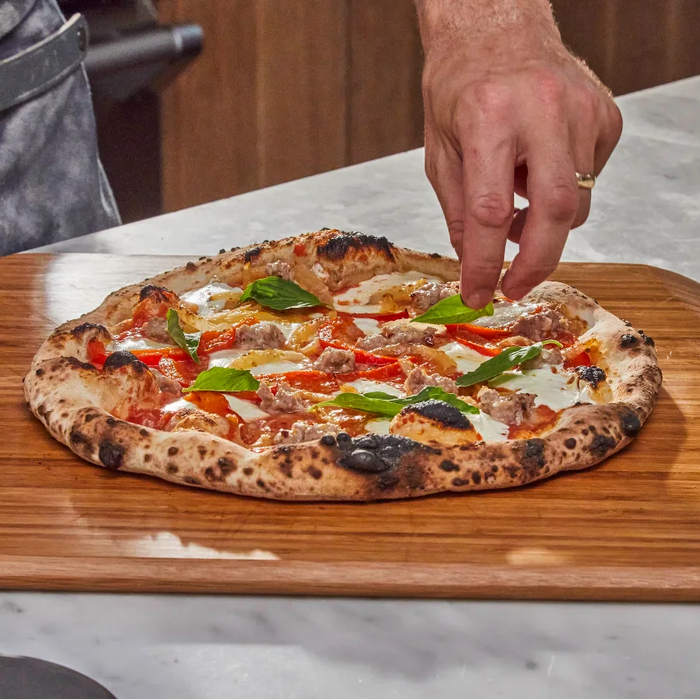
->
[460, 131, 517, 309]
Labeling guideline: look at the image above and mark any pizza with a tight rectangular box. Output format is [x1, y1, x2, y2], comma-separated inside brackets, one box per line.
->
[25, 229, 662, 500]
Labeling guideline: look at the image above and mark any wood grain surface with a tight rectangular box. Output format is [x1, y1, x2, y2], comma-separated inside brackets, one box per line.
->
[1, 254, 699, 600]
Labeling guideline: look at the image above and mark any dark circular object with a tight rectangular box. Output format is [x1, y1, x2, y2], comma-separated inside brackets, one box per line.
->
[620, 333, 639, 348]
[343, 449, 387, 473]
[0, 655, 114, 699]
[576, 365, 607, 389]
[401, 400, 472, 430]
[620, 408, 642, 436]
[336, 432, 351, 447]
[319, 435, 336, 447]
[355, 435, 378, 449]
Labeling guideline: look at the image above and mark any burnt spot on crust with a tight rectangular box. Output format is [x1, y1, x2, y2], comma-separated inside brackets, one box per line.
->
[99, 440, 125, 469]
[244, 246, 262, 263]
[279, 462, 293, 478]
[35, 368, 44, 376]
[243, 466, 254, 476]
[256, 478, 266, 489]
[472, 471, 482, 485]
[316, 231, 395, 261]
[103, 351, 147, 373]
[106, 417, 116, 426]
[139, 284, 171, 302]
[204, 467, 222, 483]
[166, 464, 178, 474]
[638, 329, 655, 347]
[619, 407, 642, 437]
[184, 476, 200, 485]
[518, 439, 546, 474]
[168, 446, 178, 456]
[429, 252, 441, 259]
[620, 333, 639, 349]
[564, 437, 577, 449]
[307, 466, 323, 480]
[452, 477, 470, 487]
[589, 434, 617, 458]
[576, 365, 606, 389]
[217, 457, 235, 474]
[439, 460, 459, 472]
[197, 445, 207, 458]
[401, 400, 472, 430]
[69, 429, 88, 445]
[320, 435, 336, 447]
[186, 262, 196, 271]
[70, 322, 109, 339]
[139, 429, 149, 437]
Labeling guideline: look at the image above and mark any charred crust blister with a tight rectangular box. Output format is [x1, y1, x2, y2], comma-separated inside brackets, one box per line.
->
[439, 460, 459, 472]
[589, 434, 617, 458]
[401, 400, 472, 430]
[619, 407, 642, 437]
[620, 333, 639, 349]
[316, 231, 394, 261]
[337, 434, 422, 475]
[139, 284, 171, 302]
[638, 329, 655, 347]
[99, 440, 125, 469]
[70, 322, 108, 339]
[244, 246, 262, 263]
[576, 365, 606, 389]
[103, 351, 147, 373]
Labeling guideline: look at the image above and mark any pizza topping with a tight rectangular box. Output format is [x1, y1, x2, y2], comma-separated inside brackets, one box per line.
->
[403, 367, 458, 396]
[456, 341, 563, 388]
[511, 308, 565, 342]
[409, 280, 459, 310]
[477, 388, 536, 426]
[265, 261, 293, 281]
[239, 276, 324, 311]
[164, 406, 231, 438]
[314, 347, 356, 374]
[411, 295, 494, 325]
[344, 379, 402, 396]
[520, 346, 564, 370]
[235, 322, 286, 351]
[166, 309, 201, 363]
[356, 323, 437, 352]
[180, 282, 242, 316]
[257, 382, 309, 413]
[150, 368, 182, 398]
[223, 395, 269, 421]
[141, 317, 173, 344]
[273, 420, 342, 445]
[352, 317, 381, 336]
[469, 301, 539, 329]
[365, 418, 392, 435]
[490, 367, 594, 411]
[439, 341, 489, 373]
[111, 336, 171, 352]
[575, 365, 607, 389]
[184, 366, 260, 393]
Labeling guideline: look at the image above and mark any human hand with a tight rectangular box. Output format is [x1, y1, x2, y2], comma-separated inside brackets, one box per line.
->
[418, 0, 623, 308]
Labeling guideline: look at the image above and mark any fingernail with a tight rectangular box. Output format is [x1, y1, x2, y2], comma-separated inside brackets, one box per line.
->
[465, 289, 491, 309]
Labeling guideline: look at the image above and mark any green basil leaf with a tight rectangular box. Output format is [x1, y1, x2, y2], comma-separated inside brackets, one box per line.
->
[411, 296, 495, 325]
[455, 340, 563, 388]
[166, 308, 201, 364]
[316, 386, 478, 418]
[183, 367, 260, 393]
[239, 276, 323, 310]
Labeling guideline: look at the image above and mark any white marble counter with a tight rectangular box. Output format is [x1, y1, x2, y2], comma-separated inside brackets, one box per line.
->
[7, 76, 700, 698]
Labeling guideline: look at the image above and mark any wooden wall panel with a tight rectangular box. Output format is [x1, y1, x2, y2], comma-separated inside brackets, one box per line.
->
[347, 0, 423, 165]
[255, 0, 348, 187]
[158, 0, 259, 212]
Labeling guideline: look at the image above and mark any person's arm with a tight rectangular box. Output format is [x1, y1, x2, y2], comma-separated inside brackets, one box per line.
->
[416, 0, 622, 307]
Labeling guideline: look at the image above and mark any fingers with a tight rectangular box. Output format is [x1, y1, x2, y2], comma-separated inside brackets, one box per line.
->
[460, 130, 517, 308]
[424, 133, 465, 259]
[502, 124, 578, 300]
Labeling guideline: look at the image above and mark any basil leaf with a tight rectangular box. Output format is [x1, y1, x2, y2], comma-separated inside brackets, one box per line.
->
[239, 276, 323, 310]
[316, 386, 478, 417]
[411, 296, 495, 325]
[455, 340, 563, 387]
[166, 308, 201, 364]
[183, 367, 260, 393]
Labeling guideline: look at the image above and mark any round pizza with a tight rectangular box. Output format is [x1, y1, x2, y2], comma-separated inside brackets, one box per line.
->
[25, 229, 662, 500]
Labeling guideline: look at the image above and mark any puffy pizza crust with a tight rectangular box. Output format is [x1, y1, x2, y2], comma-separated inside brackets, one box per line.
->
[25, 230, 662, 500]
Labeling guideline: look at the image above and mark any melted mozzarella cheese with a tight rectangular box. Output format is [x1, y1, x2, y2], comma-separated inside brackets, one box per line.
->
[181, 282, 241, 316]
[111, 337, 172, 352]
[224, 395, 268, 420]
[345, 379, 402, 396]
[490, 367, 594, 411]
[162, 398, 192, 413]
[208, 349, 247, 368]
[353, 317, 381, 336]
[365, 419, 392, 435]
[249, 360, 302, 376]
[270, 321, 302, 340]
[469, 412, 509, 442]
[333, 271, 442, 314]
[470, 301, 539, 329]
[440, 341, 489, 373]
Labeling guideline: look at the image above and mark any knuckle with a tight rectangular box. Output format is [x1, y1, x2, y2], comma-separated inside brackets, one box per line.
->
[469, 192, 513, 229]
[468, 80, 511, 117]
[607, 103, 624, 140]
[532, 68, 564, 105]
[541, 181, 579, 222]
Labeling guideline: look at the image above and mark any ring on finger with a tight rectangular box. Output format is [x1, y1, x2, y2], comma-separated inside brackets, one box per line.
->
[575, 172, 596, 190]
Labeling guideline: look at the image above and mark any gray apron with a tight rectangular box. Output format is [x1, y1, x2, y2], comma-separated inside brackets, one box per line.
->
[0, 0, 120, 256]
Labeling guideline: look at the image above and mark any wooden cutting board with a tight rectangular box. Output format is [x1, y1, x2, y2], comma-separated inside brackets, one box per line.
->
[1, 254, 699, 600]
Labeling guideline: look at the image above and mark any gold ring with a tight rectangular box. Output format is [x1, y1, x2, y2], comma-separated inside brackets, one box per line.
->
[576, 172, 596, 190]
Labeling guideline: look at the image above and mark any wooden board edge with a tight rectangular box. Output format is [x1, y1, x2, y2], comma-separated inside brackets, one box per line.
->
[1, 557, 700, 601]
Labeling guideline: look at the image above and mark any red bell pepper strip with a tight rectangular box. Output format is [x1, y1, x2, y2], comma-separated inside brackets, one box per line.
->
[336, 361, 403, 383]
[318, 319, 395, 365]
[257, 370, 340, 394]
[445, 323, 510, 340]
[198, 328, 236, 354]
[87, 339, 108, 366]
[343, 310, 409, 321]
[564, 350, 592, 369]
[452, 336, 501, 357]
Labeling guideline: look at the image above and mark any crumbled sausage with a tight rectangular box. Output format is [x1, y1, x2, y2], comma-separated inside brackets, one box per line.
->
[521, 347, 564, 370]
[141, 317, 171, 344]
[266, 261, 293, 280]
[511, 309, 565, 342]
[410, 281, 459, 310]
[477, 388, 536, 426]
[404, 367, 458, 395]
[315, 347, 355, 373]
[165, 407, 230, 437]
[356, 323, 436, 352]
[235, 322, 286, 350]
[257, 382, 308, 413]
[497, 335, 533, 348]
[273, 420, 342, 445]
[151, 368, 182, 396]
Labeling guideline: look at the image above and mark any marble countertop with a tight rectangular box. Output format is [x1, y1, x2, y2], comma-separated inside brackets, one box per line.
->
[6, 76, 700, 698]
